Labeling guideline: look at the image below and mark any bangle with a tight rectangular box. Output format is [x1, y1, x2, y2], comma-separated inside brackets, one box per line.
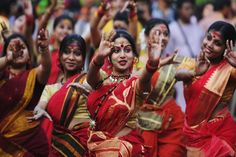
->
[129, 11, 137, 19]
[38, 46, 49, 54]
[146, 59, 159, 73]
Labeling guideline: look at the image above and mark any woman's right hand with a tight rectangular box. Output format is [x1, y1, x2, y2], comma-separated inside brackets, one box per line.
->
[97, 30, 116, 59]
[195, 50, 210, 76]
[27, 106, 52, 122]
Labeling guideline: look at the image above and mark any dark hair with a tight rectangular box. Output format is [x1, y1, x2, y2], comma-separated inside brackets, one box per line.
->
[212, 0, 231, 11]
[2, 33, 31, 69]
[114, 11, 129, 25]
[112, 29, 138, 57]
[58, 34, 86, 70]
[53, 14, 75, 30]
[144, 18, 170, 36]
[176, 0, 195, 9]
[2, 33, 29, 57]
[207, 21, 236, 45]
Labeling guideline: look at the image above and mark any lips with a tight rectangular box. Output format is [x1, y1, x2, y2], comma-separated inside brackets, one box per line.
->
[118, 60, 127, 66]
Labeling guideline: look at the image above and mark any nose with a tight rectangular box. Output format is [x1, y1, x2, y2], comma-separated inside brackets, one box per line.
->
[68, 52, 75, 60]
[119, 50, 126, 58]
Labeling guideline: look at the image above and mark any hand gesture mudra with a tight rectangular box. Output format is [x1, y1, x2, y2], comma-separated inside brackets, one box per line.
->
[97, 30, 116, 59]
[224, 40, 236, 67]
[37, 28, 49, 53]
[147, 30, 163, 65]
[195, 50, 210, 76]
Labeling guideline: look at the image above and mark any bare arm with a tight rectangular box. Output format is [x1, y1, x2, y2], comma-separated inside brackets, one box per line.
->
[87, 31, 115, 89]
[36, 28, 51, 84]
[38, 0, 57, 30]
[90, 2, 110, 48]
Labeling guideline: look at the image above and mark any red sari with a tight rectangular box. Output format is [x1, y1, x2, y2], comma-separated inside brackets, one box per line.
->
[0, 69, 49, 156]
[87, 76, 147, 157]
[183, 60, 236, 156]
[44, 73, 90, 157]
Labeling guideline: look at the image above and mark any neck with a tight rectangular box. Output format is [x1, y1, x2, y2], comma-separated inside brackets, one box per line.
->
[9, 67, 25, 79]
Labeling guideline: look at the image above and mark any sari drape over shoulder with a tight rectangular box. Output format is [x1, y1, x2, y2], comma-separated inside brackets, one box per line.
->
[87, 77, 147, 157]
[45, 73, 90, 157]
[182, 60, 236, 156]
[0, 68, 49, 157]
[138, 55, 187, 157]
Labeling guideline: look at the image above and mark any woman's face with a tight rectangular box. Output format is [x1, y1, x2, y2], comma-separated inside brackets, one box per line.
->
[60, 42, 84, 73]
[201, 30, 226, 60]
[54, 19, 73, 43]
[7, 37, 30, 67]
[13, 15, 26, 34]
[147, 24, 169, 52]
[111, 37, 134, 74]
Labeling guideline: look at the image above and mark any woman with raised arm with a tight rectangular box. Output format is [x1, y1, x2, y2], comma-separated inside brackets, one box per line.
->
[85, 29, 162, 156]
[31, 34, 91, 157]
[175, 21, 236, 156]
[0, 28, 51, 156]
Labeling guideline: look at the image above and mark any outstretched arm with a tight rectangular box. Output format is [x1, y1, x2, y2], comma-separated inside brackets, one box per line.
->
[136, 29, 162, 98]
[87, 31, 116, 89]
[36, 28, 51, 84]
[90, 1, 110, 48]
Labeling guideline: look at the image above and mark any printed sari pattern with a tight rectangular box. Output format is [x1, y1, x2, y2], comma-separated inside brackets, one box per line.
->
[46, 73, 89, 157]
[87, 77, 146, 157]
[183, 60, 236, 156]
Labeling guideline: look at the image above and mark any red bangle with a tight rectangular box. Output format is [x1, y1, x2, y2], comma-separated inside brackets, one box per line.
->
[129, 11, 137, 19]
[146, 60, 159, 73]
[26, 15, 34, 25]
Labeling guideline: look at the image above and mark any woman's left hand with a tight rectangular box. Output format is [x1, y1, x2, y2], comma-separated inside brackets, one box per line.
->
[224, 40, 236, 67]
[68, 82, 92, 98]
[37, 28, 49, 53]
[147, 30, 163, 65]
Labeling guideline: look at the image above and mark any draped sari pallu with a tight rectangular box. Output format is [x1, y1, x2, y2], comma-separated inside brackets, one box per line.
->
[45, 73, 89, 157]
[183, 60, 236, 156]
[87, 77, 147, 157]
[0, 69, 48, 156]
[138, 56, 187, 157]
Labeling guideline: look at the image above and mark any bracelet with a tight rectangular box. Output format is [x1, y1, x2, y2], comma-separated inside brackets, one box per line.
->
[146, 59, 159, 73]
[129, 11, 137, 19]
[38, 46, 49, 54]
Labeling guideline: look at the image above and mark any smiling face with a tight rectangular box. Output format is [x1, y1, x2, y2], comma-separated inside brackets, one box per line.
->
[201, 30, 226, 61]
[147, 24, 169, 51]
[111, 37, 134, 75]
[7, 37, 30, 68]
[54, 19, 74, 43]
[60, 42, 84, 74]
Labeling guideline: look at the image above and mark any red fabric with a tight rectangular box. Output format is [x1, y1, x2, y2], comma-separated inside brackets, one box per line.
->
[0, 70, 49, 156]
[44, 73, 89, 152]
[47, 49, 61, 84]
[142, 99, 186, 157]
[183, 60, 236, 155]
[87, 77, 148, 156]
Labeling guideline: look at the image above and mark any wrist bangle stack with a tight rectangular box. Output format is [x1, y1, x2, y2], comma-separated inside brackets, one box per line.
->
[38, 46, 49, 54]
[146, 59, 159, 73]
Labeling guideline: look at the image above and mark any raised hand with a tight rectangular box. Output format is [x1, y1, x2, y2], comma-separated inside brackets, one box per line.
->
[147, 30, 163, 65]
[23, 0, 33, 16]
[37, 28, 49, 53]
[195, 50, 210, 76]
[224, 40, 236, 67]
[97, 30, 116, 59]
[0, 21, 10, 40]
[121, 0, 137, 15]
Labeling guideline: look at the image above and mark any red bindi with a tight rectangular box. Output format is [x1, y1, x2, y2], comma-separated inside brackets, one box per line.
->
[212, 31, 221, 39]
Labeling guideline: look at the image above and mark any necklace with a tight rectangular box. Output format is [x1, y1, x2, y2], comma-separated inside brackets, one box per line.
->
[109, 73, 131, 82]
